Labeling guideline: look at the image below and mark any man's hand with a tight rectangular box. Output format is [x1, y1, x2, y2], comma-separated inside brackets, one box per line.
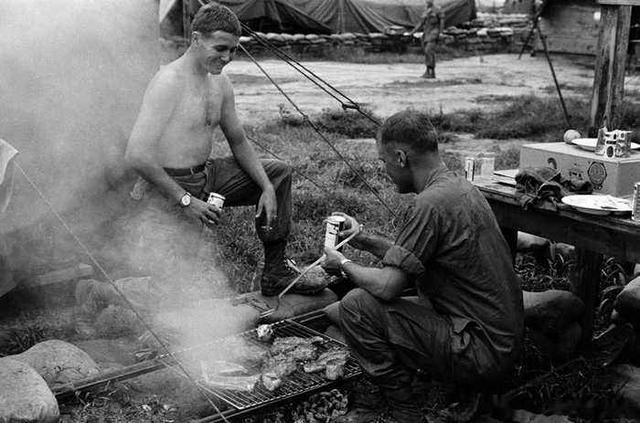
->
[331, 212, 363, 242]
[321, 246, 347, 277]
[185, 197, 222, 228]
[256, 185, 277, 227]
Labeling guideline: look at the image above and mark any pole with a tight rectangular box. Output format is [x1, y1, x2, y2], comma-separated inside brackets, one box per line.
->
[537, 25, 571, 128]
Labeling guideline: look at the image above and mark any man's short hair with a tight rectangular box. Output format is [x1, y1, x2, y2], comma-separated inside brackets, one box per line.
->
[378, 110, 438, 153]
[192, 3, 242, 37]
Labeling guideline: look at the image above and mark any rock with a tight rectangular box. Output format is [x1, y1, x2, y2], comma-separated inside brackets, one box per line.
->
[10, 339, 100, 388]
[323, 301, 340, 325]
[151, 298, 260, 347]
[550, 243, 575, 262]
[527, 322, 581, 362]
[0, 358, 60, 423]
[611, 364, 640, 414]
[511, 409, 572, 422]
[263, 289, 338, 323]
[615, 276, 640, 327]
[523, 290, 584, 336]
[324, 324, 346, 344]
[95, 304, 143, 338]
[75, 278, 122, 316]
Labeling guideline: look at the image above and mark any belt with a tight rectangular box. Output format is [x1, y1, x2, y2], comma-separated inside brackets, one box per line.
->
[163, 164, 205, 177]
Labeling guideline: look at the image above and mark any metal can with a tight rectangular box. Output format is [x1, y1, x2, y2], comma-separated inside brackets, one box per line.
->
[632, 182, 640, 222]
[207, 192, 225, 208]
[324, 216, 346, 248]
[464, 157, 475, 181]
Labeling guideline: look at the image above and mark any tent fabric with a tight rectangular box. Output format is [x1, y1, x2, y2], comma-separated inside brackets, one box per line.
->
[181, 0, 475, 34]
[285, 0, 475, 33]
[199, 0, 332, 34]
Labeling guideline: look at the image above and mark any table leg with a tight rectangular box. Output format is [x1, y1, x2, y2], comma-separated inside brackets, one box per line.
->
[501, 227, 518, 265]
[570, 249, 603, 346]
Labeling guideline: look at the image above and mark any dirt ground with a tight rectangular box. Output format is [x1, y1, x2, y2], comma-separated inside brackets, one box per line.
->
[16, 52, 640, 421]
[225, 53, 630, 126]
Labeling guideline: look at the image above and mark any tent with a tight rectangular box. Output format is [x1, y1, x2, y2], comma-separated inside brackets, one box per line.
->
[170, 0, 476, 35]
[216, 0, 332, 34]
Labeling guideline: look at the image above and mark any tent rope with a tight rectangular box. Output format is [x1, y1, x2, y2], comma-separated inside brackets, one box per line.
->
[14, 162, 231, 423]
[238, 24, 381, 125]
[247, 133, 332, 193]
[239, 43, 397, 217]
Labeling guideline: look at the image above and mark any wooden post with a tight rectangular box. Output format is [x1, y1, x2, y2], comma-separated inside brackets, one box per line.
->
[570, 249, 603, 346]
[182, 0, 192, 43]
[589, 1, 637, 135]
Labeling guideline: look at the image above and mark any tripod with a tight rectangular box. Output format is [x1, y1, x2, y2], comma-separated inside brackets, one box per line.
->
[518, 6, 571, 128]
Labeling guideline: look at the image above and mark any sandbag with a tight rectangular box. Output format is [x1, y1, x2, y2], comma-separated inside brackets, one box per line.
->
[151, 298, 260, 347]
[95, 305, 143, 338]
[523, 290, 584, 336]
[0, 358, 60, 423]
[11, 339, 100, 388]
[323, 301, 340, 325]
[615, 276, 640, 327]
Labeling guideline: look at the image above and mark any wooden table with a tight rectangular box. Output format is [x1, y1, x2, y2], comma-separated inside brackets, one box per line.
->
[474, 178, 640, 342]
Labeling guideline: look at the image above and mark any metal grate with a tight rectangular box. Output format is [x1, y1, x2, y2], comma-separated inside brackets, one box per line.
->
[191, 320, 361, 410]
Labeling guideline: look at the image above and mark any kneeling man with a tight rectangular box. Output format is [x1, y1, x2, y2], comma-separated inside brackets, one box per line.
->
[323, 110, 524, 422]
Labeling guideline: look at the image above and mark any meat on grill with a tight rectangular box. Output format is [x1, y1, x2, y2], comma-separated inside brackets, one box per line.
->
[200, 360, 260, 392]
[215, 338, 269, 367]
[270, 336, 324, 355]
[261, 355, 298, 392]
[303, 349, 349, 379]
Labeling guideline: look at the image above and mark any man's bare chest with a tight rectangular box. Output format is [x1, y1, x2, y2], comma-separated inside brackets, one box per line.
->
[176, 83, 223, 129]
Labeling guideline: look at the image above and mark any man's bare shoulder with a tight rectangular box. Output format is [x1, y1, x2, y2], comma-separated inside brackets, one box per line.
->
[145, 63, 184, 99]
[209, 73, 234, 95]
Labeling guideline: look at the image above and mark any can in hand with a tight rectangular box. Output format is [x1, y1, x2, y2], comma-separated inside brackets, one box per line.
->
[207, 192, 225, 209]
[633, 182, 640, 222]
[324, 216, 346, 249]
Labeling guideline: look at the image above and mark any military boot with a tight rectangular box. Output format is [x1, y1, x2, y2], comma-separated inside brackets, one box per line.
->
[260, 240, 327, 297]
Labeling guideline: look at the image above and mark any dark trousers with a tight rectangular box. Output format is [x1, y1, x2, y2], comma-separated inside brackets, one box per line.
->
[339, 288, 503, 392]
[172, 157, 292, 244]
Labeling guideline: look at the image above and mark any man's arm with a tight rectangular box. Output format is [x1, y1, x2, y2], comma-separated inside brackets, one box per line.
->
[323, 247, 408, 301]
[409, 17, 426, 35]
[349, 232, 394, 260]
[218, 76, 277, 224]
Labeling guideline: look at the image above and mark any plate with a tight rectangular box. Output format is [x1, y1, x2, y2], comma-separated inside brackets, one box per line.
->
[571, 138, 640, 152]
[561, 195, 632, 215]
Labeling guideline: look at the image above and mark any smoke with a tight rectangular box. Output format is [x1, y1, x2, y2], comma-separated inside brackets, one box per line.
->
[0, 0, 259, 355]
[0, 0, 160, 234]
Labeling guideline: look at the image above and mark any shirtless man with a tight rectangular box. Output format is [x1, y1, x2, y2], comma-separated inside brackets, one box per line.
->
[125, 3, 324, 296]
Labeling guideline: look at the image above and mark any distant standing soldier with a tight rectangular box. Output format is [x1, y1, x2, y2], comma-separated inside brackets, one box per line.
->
[410, 0, 445, 79]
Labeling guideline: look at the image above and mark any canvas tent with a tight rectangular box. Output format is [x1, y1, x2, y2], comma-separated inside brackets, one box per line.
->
[170, 0, 476, 35]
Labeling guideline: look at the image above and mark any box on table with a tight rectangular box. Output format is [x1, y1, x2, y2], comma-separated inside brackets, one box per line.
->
[519, 142, 640, 197]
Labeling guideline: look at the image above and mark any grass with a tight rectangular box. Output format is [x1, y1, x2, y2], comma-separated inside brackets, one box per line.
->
[6, 89, 640, 420]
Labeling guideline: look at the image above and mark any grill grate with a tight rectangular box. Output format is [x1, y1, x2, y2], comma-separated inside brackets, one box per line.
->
[191, 320, 361, 410]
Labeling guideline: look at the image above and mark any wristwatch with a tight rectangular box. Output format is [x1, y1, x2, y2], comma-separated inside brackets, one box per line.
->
[339, 258, 352, 278]
[179, 192, 191, 207]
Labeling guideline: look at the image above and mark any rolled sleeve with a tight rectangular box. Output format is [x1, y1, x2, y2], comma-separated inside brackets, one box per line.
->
[383, 245, 426, 277]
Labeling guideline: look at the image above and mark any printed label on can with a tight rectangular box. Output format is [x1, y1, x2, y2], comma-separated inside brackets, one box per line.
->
[633, 182, 640, 222]
[207, 193, 225, 209]
[464, 157, 475, 182]
[324, 216, 346, 248]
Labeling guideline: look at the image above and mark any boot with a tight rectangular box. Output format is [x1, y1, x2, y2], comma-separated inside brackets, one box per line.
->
[260, 240, 327, 297]
[426, 67, 436, 79]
